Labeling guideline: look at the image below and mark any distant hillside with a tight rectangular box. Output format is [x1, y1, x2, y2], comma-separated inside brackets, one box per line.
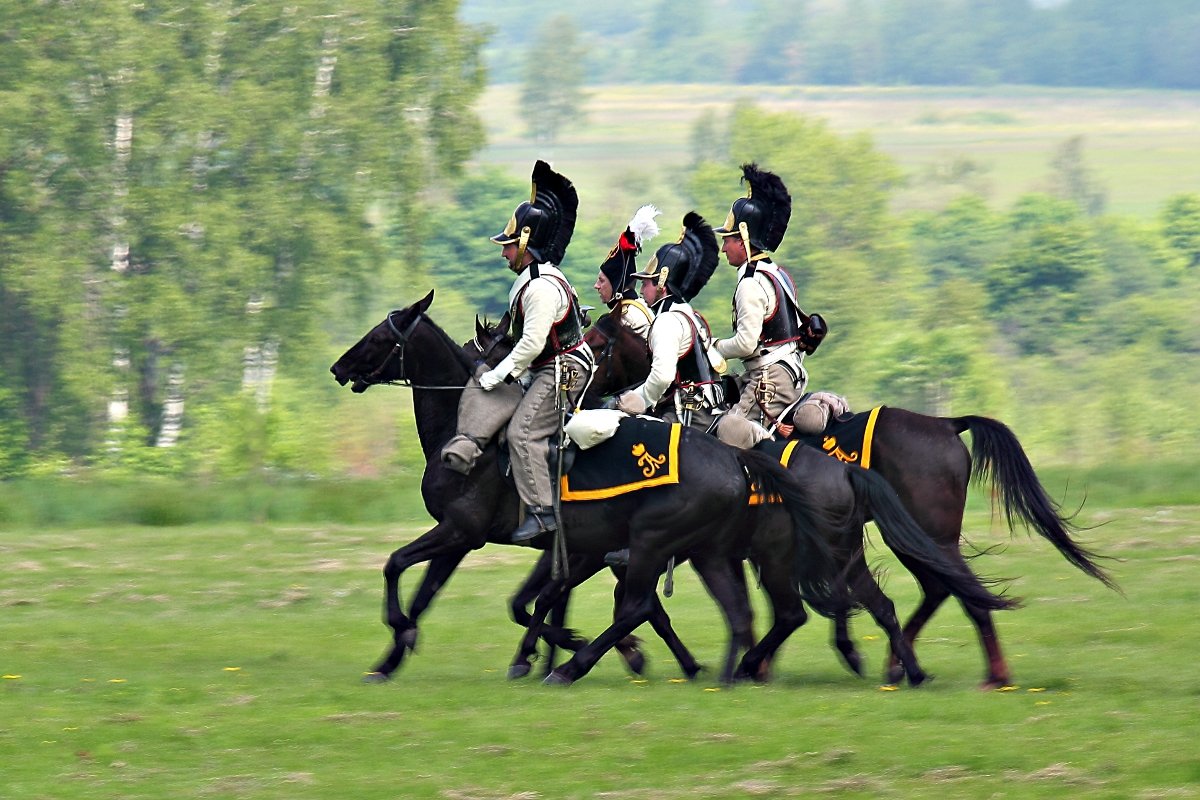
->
[460, 0, 1200, 90]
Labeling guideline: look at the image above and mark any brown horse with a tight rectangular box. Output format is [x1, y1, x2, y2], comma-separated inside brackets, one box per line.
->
[582, 309, 1117, 689]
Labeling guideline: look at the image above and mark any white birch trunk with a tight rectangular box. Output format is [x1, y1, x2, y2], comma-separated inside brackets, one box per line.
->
[106, 112, 132, 452]
[155, 364, 186, 447]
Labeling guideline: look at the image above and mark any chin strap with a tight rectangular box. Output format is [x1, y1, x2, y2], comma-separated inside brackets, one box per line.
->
[513, 226, 532, 273]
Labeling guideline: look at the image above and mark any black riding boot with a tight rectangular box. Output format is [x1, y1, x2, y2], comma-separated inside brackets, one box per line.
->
[511, 505, 557, 543]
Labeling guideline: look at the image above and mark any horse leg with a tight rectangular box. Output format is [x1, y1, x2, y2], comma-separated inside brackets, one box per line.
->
[958, 598, 1012, 690]
[643, 589, 704, 679]
[508, 555, 599, 680]
[545, 557, 668, 686]
[689, 553, 755, 686]
[367, 522, 476, 681]
[832, 611, 865, 677]
[610, 575, 645, 676]
[846, 550, 928, 687]
[737, 554, 809, 682]
[403, 552, 467, 653]
[608, 567, 701, 678]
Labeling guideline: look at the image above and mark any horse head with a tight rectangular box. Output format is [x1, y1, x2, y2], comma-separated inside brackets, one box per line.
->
[330, 290, 474, 393]
[467, 311, 513, 369]
[582, 309, 651, 407]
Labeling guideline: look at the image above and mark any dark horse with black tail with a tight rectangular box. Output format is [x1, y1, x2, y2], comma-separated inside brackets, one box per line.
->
[582, 309, 1118, 689]
[471, 318, 1016, 687]
[330, 291, 847, 685]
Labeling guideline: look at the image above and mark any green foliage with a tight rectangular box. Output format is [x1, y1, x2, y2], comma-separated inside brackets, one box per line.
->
[0, 1, 486, 475]
[1160, 192, 1200, 268]
[518, 15, 589, 143]
[465, 0, 1200, 89]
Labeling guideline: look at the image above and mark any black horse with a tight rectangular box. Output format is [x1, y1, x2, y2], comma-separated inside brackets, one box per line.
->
[582, 309, 1117, 688]
[330, 292, 848, 685]
[473, 317, 1014, 686]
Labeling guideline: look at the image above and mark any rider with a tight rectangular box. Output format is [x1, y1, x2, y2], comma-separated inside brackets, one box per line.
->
[439, 161, 593, 543]
[712, 163, 828, 447]
[611, 212, 724, 431]
[593, 205, 660, 339]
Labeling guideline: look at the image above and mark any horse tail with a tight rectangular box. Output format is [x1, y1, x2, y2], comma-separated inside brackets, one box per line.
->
[735, 448, 850, 619]
[846, 467, 1018, 612]
[959, 415, 1120, 592]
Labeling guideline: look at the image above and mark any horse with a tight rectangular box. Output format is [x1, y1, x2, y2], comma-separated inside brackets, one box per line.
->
[581, 309, 1117, 689]
[330, 291, 849, 685]
[471, 317, 1015, 686]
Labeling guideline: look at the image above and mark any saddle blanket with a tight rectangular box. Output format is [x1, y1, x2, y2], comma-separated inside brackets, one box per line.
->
[795, 405, 883, 469]
[559, 416, 681, 501]
[747, 439, 803, 505]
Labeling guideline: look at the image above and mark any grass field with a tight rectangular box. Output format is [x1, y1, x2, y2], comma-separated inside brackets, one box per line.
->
[475, 84, 1200, 219]
[3, 492, 1198, 799]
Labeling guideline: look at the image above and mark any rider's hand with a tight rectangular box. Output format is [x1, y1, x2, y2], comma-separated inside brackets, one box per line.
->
[479, 368, 506, 391]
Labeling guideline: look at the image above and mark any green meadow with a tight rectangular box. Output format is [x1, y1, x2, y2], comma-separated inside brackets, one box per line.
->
[2, 476, 1198, 799]
[477, 84, 1200, 218]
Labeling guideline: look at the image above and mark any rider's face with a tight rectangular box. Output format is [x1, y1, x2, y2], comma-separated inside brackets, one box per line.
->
[721, 235, 747, 267]
[640, 278, 664, 306]
[594, 271, 614, 303]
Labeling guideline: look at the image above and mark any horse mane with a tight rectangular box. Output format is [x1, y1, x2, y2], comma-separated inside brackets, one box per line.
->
[418, 312, 478, 376]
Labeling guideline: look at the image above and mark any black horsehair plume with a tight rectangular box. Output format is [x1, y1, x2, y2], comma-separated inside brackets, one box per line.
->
[679, 210, 719, 300]
[740, 162, 792, 252]
[531, 160, 579, 264]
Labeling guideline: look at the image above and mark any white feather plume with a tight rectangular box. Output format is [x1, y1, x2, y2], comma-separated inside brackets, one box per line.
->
[628, 204, 661, 248]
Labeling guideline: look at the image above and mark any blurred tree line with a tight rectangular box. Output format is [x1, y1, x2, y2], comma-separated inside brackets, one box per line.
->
[0, 1, 485, 478]
[2, 2, 1197, 482]
[465, 0, 1200, 90]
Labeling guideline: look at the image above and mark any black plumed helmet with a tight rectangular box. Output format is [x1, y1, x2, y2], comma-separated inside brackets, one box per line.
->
[490, 160, 579, 264]
[598, 204, 661, 292]
[713, 163, 791, 252]
[632, 211, 719, 302]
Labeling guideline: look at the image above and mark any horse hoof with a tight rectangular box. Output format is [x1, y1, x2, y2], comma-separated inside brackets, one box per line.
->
[621, 649, 647, 676]
[361, 671, 390, 684]
[684, 664, 705, 681]
[979, 678, 1012, 692]
[908, 671, 929, 687]
[543, 670, 573, 687]
[885, 664, 906, 686]
[507, 663, 532, 680]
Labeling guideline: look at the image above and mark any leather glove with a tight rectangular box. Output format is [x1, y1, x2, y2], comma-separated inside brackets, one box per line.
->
[479, 368, 506, 391]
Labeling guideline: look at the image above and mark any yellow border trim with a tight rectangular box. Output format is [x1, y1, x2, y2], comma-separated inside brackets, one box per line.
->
[560, 423, 682, 501]
[779, 439, 800, 468]
[861, 406, 882, 470]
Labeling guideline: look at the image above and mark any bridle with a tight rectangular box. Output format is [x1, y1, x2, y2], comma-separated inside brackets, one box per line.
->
[586, 316, 649, 399]
[357, 310, 465, 391]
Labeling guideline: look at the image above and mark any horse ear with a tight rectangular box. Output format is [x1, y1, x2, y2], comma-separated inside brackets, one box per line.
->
[475, 315, 486, 337]
[497, 310, 512, 336]
[417, 290, 434, 313]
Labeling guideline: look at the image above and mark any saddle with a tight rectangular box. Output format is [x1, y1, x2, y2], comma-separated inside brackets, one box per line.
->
[494, 414, 681, 502]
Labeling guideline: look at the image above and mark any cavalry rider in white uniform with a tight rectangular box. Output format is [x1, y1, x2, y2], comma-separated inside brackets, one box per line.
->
[593, 205, 660, 339]
[613, 212, 724, 431]
[712, 163, 827, 448]
[439, 161, 593, 543]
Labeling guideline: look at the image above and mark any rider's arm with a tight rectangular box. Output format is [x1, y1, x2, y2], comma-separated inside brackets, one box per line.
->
[715, 277, 770, 360]
[631, 314, 687, 409]
[494, 278, 564, 378]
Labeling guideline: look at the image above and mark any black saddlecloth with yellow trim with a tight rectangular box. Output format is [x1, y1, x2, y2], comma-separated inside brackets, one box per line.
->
[747, 439, 802, 505]
[560, 416, 682, 501]
[795, 405, 883, 469]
